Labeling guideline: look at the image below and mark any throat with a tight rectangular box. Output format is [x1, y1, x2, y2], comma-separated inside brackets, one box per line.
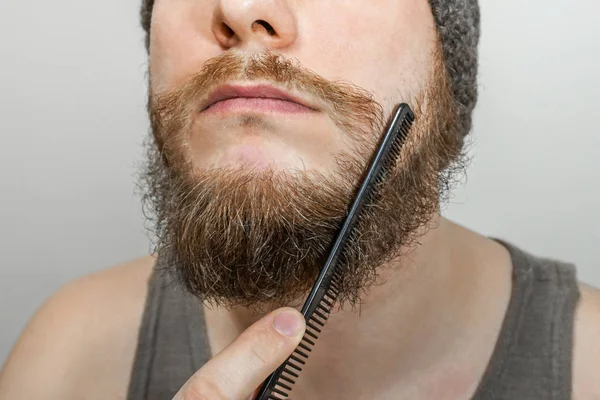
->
[201, 221, 513, 399]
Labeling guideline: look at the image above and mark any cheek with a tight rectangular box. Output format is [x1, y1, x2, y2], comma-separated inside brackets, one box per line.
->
[300, 0, 436, 110]
[149, 0, 218, 93]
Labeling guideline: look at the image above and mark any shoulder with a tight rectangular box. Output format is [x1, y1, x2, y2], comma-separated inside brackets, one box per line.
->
[0, 255, 156, 399]
[572, 282, 600, 399]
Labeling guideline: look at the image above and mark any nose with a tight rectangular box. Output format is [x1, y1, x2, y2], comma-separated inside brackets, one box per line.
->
[212, 0, 298, 50]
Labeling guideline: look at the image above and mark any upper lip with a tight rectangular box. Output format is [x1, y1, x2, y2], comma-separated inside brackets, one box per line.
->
[200, 84, 317, 111]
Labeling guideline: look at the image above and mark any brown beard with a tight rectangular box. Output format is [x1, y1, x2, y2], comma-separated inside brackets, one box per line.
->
[140, 43, 466, 312]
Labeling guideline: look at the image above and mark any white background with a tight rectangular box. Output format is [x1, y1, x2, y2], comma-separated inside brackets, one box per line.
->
[0, 0, 598, 366]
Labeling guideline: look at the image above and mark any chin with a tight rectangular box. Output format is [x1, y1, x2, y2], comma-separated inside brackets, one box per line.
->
[192, 144, 327, 174]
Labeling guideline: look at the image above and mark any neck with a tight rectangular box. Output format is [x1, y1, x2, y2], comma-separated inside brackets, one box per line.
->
[203, 217, 513, 399]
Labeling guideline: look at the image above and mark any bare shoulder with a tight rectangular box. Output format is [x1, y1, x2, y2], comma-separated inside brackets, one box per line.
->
[572, 282, 600, 399]
[0, 255, 156, 400]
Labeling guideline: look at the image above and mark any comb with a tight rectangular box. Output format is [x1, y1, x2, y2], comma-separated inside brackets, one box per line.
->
[255, 103, 415, 400]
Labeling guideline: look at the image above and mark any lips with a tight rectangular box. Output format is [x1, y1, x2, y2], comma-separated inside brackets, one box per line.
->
[200, 84, 317, 112]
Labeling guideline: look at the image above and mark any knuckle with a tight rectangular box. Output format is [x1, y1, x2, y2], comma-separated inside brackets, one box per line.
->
[250, 342, 272, 367]
[242, 326, 285, 368]
[182, 375, 227, 400]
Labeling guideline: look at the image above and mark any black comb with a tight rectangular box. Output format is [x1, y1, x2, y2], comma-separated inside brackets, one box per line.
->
[254, 103, 415, 400]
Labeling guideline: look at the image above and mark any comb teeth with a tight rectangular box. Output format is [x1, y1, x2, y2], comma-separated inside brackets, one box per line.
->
[256, 104, 414, 400]
[347, 112, 414, 246]
[264, 272, 342, 399]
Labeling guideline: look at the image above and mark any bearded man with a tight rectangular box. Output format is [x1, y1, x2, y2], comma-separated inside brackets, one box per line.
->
[1, 0, 599, 399]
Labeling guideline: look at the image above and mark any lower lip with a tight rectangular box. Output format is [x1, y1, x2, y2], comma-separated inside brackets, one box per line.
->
[202, 97, 313, 114]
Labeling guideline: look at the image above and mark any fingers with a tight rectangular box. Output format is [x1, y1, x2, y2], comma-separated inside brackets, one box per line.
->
[173, 307, 305, 400]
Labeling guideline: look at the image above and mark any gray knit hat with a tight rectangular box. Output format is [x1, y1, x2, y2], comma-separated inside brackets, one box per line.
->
[139, 0, 480, 141]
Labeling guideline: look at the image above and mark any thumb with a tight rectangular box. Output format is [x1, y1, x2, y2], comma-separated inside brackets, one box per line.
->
[174, 307, 305, 400]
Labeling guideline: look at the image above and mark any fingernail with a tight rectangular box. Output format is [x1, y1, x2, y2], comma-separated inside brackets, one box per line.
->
[273, 309, 304, 337]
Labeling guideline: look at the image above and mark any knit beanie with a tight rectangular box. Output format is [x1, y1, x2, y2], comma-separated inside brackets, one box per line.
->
[139, 0, 480, 141]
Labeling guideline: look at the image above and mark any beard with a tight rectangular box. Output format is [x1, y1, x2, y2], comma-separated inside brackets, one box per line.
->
[140, 42, 466, 312]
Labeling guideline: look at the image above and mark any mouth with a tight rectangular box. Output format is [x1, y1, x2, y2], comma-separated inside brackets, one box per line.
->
[199, 84, 318, 114]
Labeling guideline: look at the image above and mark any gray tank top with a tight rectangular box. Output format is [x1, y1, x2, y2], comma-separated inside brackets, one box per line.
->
[126, 240, 580, 399]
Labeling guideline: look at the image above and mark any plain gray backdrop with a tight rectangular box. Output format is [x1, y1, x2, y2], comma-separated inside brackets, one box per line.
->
[0, 0, 598, 366]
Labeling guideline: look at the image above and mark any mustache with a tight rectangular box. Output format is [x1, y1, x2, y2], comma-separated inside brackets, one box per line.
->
[148, 50, 384, 150]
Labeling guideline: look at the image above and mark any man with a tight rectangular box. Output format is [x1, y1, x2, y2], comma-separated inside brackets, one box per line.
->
[0, 0, 599, 399]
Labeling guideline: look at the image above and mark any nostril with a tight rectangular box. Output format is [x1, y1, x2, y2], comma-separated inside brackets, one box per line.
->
[252, 19, 276, 36]
[221, 22, 235, 38]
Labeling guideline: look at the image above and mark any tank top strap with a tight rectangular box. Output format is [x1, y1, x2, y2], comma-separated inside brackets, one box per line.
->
[472, 239, 580, 400]
[127, 255, 210, 400]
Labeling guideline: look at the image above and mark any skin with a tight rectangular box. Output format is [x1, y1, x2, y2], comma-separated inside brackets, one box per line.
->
[1, 0, 600, 399]
[149, 0, 433, 175]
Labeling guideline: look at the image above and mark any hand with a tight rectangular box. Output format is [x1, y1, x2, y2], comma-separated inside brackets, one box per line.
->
[172, 307, 306, 400]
